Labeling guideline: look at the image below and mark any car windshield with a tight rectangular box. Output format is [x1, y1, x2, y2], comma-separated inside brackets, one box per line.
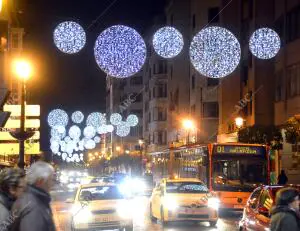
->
[78, 186, 124, 201]
[213, 157, 267, 192]
[166, 182, 209, 193]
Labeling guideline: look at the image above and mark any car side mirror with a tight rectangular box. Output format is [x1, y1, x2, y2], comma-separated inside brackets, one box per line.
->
[65, 198, 74, 203]
[258, 207, 269, 216]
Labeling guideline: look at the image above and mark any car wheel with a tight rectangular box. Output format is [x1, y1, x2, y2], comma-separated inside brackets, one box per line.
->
[150, 204, 157, 222]
[209, 221, 217, 227]
[160, 207, 168, 226]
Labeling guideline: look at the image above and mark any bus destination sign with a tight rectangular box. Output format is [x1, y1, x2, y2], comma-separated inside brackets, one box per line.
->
[214, 145, 265, 155]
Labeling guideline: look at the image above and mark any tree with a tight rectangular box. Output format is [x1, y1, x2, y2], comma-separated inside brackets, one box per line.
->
[238, 125, 283, 150]
[284, 116, 300, 145]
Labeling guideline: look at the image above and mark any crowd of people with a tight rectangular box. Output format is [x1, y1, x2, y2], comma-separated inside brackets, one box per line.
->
[0, 162, 299, 231]
[0, 161, 56, 231]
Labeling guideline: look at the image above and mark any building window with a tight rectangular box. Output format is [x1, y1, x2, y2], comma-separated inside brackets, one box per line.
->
[287, 64, 300, 98]
[158, 60, 166, 74]
[153, 107, 167, 121]
[203, 102, 219, 118]
[275, 70, 283, 102]
[130, 109, 143, 119]
[156, 83, 167, 98]
[191, 104, 196, 115]
[192, 14, 196, 29]
[11, 33, 20, 49]
[170, 65, 173, 80]
[191, 74, 195, 90]
[148, 112, 151, 123]
[144, 101, 149, 112]
[208, 7, 219, 23]
[207, 78, 219, 86]
[130, 76, 143, 85]
[131, 93, 142, 102]
[242, 64, 248, 85]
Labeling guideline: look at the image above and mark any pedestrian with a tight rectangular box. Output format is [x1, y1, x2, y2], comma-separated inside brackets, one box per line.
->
[10, 161, 56, 231]
[270, 187, 300, 231]
[0, 168, 25, 223]
[277, 170, 288, 185]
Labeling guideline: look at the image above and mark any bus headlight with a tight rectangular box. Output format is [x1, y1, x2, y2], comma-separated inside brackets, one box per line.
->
[208, 198, 220, 210]
[163, 197, 178, 211]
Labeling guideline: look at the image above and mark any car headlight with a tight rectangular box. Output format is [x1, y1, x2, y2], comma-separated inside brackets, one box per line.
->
[207, 197, 220, 210]
[117, 201, 133, 219]
[163, 197, 178, 211]
[71, 204, 92, 223]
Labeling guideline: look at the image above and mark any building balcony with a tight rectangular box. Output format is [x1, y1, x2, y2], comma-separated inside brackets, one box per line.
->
[275, 95, 300, 125]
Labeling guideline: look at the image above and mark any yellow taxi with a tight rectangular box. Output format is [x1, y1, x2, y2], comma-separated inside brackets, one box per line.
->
[150, 178, 219, 226]
[68, 182, 133, 231]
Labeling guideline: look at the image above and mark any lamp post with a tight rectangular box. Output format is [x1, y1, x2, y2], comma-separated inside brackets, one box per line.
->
[139, 139, 144, 175]
[182, 119, 194, 144]
[9, 60, 34, 169]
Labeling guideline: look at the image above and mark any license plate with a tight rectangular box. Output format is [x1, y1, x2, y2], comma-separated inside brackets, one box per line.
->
[234, 205, 244, 209]
[180, 208, 199, 214]
[94, 217, 113, 222]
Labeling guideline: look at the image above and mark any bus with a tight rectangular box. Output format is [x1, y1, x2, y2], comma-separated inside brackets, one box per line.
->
[150, 143, 270, 209]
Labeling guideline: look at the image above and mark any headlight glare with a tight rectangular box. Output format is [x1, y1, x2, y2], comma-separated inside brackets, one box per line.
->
[163, 197, 178, 211]
[207, 197, 220, 210]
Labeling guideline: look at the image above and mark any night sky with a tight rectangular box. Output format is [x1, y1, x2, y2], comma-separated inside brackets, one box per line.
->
[19, 0, 165, 150]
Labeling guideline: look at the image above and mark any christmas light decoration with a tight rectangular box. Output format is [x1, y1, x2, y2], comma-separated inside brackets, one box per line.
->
[126, 114, 139, 127]
[97, 125, 107, 134]
[153, 26, 184, 58]
[94, 136, 101, 143]
[69, 125, 81, 140]
[249, 28, 281, 59]
[190, 26, 241, 78]
[94, 25, 146, 78]
[116, 122, 130, 137]
[51, 126, 66, 140]
[53, 21, 86, 54]
[62, 153, 67, 160]
[106, 124, 114, 133]
[64, 136, 71, 143]
[84, 139, 96, 149]
[83, 126, 96, 139]
[71, 111, 84, 124]
[86, 112, 106, 128]
[48, 109, 69, 127]
[110, 113, 122, 125]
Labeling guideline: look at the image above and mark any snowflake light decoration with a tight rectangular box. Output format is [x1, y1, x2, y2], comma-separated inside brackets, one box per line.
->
[190, 26, 241, 78]
[126, 114, 139, 127]
[48, 109, 69, 127]
[249, 28, 281, 59]
[53, 21, 86, 54]
[86, 112, 106, 128]
[116, 122, 131, 137]
[94, 25, 146, 78]
[110, 113, 122, 125]
[153, 26, 184, 58]
[69, 125, 81, 140]
[83, 126, 96, 139]
[71, 111, 84, 124]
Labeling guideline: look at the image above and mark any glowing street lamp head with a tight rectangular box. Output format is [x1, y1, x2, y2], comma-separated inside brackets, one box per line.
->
[116, 146, 121, 152]
[182, 119, 194, 130]
[138, 139, 144, 145]
[235, 117, 244, 128]
[14, 60, 32, 80]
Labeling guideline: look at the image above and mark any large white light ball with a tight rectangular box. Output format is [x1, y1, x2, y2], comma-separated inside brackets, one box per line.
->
[126, 114, 138, 127]
[116, 122, 131, 137]
[110, 113, 122, 125]
[190, 26, 241, 78]
[48, 109, 69, 127]
[69, 125, 81, 140]
[86, 112, 106, 128]
[106, 125, 114, 133]
[153, 26, 184, 58]
[83, 126, 96, 139]
[249, 28, 281, 59]
[53, 21, 86, 54]
[94, 136, 101, 143]
[51, 126, 66, 140]
[94, 25, 146, 78]
[84, 139, 96, 149]
[97, 125, 107, 134]
[71, 111, 84, 124]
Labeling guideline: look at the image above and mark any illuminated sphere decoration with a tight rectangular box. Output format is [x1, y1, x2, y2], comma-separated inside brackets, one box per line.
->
[153, 26, 184, 58]
[84, 139, 96, 149]
[94, 136, 101, 143]
[116, 122, 130, 137]
[64, 136, 71, 143]
[83, 126, 96, 139]
[110, 113, 122, 126]
[53, 21, 86, 54]
[190, 26, 241, 78]
[249, 28, 281, 59]
[51, 126, 66, 140]
[126, 114, 138, 127]
[62, 153, 67, 160]
[48, 109, 69, 127]
[69, 125, 81, 140]
[71, 111, 84, 124]
[97, 125, 107, 134]
[94, 25, 146, 78]
[86, 112, 106, 128]
[106, 125, 114, 133]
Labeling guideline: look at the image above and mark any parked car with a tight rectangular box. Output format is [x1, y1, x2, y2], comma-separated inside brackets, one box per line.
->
[149, 178, 219, 227]
[68, 182, 133, 231]
[239, 184, 300, 231]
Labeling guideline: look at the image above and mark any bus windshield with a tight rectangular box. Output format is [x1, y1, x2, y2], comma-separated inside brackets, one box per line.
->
[212, 157, 267, 192]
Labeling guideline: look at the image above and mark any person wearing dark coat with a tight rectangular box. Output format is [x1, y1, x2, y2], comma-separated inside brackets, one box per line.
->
[270, 187, 300, 231]
[277, 170, 288, 185]
[9, 161, 56, 231]
[0, 168, 25, 226]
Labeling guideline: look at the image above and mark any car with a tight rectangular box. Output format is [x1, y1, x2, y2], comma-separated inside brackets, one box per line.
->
[68, 182, 133, 231]
[239, 184, 300, 231]
[149, 178, 219, 226]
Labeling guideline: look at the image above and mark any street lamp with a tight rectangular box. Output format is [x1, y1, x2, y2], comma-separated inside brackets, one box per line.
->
[9, 60, 33, 169]
[182, 119, 194, 144]
[138, 139, 144, 175]
[235, 117, 244, 129]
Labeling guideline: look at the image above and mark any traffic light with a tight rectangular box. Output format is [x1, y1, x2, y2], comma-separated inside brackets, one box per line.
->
[0, 88, 11, 127]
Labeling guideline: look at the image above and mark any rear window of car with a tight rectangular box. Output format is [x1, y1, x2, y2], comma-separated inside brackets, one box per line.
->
[166, 182, 209, 193]
[79, 186, 124, 201]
